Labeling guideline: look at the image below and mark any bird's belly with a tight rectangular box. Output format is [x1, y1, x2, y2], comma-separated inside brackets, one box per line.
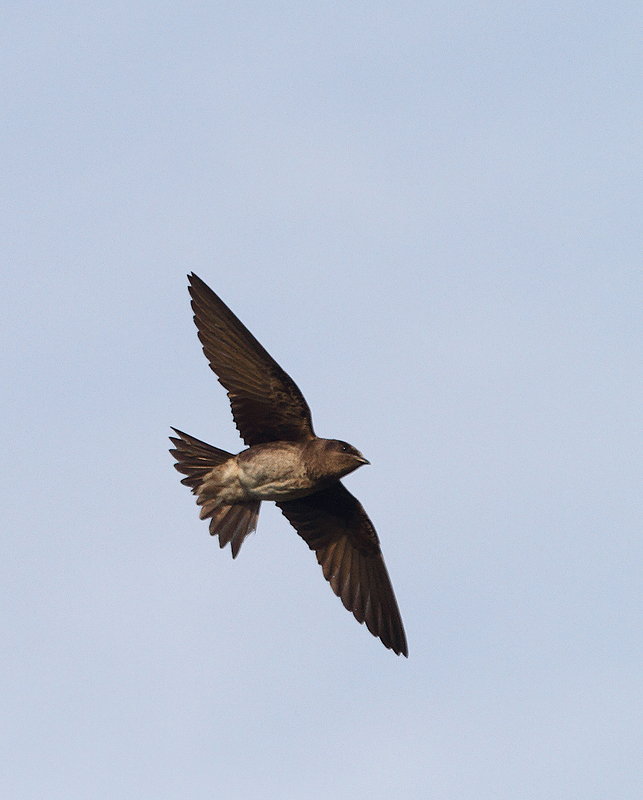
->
[236, 446, 314, 502]
[199, 445, 316, 505]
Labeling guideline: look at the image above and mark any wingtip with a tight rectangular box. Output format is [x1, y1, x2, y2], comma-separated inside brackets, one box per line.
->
[382, 628, 408, 657]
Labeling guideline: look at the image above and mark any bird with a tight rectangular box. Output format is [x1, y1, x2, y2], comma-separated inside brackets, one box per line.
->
[170, 273, 408, 657]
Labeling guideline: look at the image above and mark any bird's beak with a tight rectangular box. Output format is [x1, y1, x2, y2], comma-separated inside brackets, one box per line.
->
[357, 456, 370, 466]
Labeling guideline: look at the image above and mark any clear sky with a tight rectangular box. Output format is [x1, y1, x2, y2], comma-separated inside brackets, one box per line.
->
[2, 2, 642, 798]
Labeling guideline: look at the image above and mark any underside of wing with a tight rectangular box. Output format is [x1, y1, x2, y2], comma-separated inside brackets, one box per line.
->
[278, 483, 408, 657]
[188, 273, 314, 446]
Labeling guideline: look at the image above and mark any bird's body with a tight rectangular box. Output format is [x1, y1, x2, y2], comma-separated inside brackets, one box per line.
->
[202, 442, 313, 504]
[198, 439, 369, 506]
[170, 273, 408, 656]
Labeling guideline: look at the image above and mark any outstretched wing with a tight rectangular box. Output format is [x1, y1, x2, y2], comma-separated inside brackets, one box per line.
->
[278, 483, 408, 657]
[188, 273, 314, 446]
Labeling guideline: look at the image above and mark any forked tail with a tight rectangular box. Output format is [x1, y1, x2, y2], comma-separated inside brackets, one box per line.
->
[169, 428, 260, 558]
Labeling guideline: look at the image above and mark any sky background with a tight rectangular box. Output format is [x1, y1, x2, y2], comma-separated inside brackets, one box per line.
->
[2, 1, 642, 798]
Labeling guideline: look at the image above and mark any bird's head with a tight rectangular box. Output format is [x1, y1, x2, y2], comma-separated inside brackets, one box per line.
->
[305, 438, 370, 483]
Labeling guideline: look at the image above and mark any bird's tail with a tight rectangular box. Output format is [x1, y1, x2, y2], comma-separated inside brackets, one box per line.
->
[169, 428, 260, 558]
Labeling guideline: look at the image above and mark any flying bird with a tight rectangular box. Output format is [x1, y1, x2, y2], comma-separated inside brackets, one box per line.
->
[170, 273, 408, 656]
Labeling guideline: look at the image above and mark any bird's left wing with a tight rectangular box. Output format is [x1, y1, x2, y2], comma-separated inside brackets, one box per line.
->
[278, 483, 408, 657]
[188, 273, 315, 446]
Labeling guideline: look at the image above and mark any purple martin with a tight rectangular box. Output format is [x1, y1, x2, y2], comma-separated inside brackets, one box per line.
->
[170, 273, 408, 657]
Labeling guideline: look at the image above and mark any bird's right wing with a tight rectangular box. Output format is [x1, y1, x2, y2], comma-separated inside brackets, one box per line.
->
[278, 483, 408, 657]
[188, 273, 315, 446]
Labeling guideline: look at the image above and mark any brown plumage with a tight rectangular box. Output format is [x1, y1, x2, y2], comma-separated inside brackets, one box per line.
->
[170, 273, 407, 657]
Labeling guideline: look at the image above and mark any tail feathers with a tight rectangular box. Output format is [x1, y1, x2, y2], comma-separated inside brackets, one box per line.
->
[169, 428, 233, 489]
[204, 501, 261, 558]
[169, 428, 260, 558]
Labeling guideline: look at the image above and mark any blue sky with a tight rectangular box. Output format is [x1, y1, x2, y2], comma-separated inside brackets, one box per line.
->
[2, 2, 642, 797]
